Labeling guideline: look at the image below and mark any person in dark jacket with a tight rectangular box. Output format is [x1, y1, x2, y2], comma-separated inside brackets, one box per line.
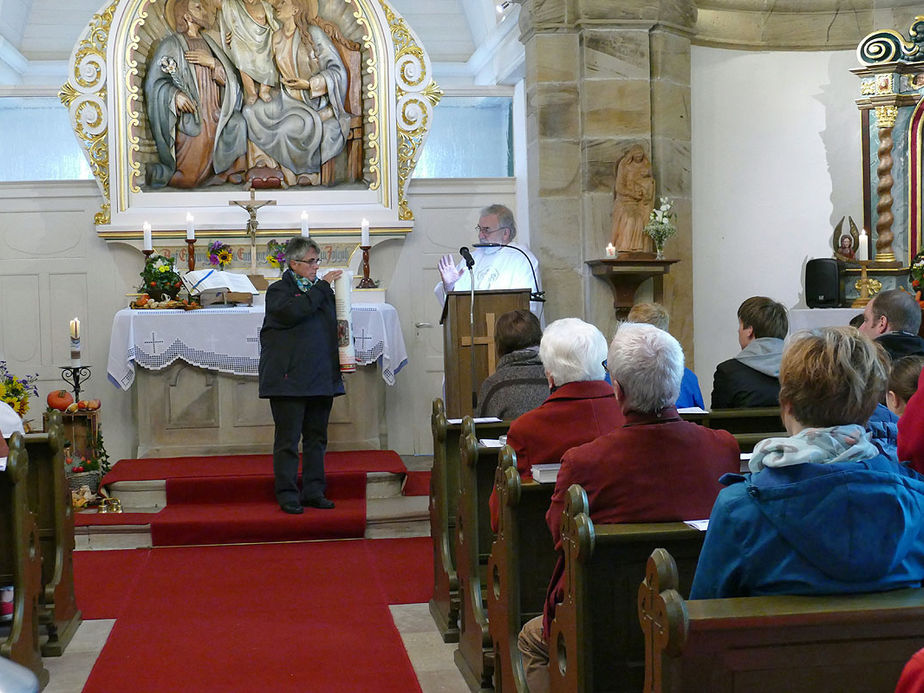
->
[259, 237, 344, 514]
[711, 296, 788, 408]
[692, 327, 924, 600]
[858, 288, 924, 360]
[476, 309, 549, 419]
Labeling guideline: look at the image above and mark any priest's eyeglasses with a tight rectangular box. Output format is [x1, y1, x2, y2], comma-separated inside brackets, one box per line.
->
[476, 225, 507, 237]
[293, 258, 322, 267]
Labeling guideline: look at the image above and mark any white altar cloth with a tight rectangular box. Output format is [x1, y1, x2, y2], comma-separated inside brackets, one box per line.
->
[107, 303, 408, 390]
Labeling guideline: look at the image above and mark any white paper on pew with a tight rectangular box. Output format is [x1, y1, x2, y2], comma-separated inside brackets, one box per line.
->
[740, 453, 752, 463]
[479, 439, 504, 448]
[678, 406, 709, 414]
[684, 519, 709, 531]
[0, 457, 6, 472]
[447, 417, 503, 425]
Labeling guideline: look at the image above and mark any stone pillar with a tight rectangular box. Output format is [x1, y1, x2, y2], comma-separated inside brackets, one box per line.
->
[519, 0, 696, 355]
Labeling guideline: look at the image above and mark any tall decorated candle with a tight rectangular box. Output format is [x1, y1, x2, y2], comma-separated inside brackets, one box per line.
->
[301, 211, 310, 238]
[361, 218, 370, 246]
[186, 213, 195, 241]
[69, 317, 81, 367]
[142, 221, 152, 251]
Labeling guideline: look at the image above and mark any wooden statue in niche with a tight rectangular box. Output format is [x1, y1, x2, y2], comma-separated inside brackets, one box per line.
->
[610, 145, 655, 253]
[143, 0, 363, 191]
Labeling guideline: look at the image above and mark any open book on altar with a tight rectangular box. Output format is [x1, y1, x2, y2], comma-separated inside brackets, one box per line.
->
[182, 270, 258, 306]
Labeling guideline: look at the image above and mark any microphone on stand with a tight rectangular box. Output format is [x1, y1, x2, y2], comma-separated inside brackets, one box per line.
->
[460, 246, 475, 269]
[473, 243, 545, 303]
[457, 246, 478, 412]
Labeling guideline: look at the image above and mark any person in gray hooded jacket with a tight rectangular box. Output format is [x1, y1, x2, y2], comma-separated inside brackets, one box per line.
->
[711, 296, 788, 408]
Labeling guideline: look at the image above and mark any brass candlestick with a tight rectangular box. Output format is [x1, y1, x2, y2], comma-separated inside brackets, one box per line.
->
[358, 245, 376, 288]
[186, 239, 196, 271]
[851, 260, 882, 308]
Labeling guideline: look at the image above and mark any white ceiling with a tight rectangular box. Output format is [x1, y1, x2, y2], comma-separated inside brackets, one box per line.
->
[0, 0, 520, 86]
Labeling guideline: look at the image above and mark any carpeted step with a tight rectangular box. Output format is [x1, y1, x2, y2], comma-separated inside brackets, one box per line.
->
[165, 470, 364, 505]
[150, 497, 367, 547]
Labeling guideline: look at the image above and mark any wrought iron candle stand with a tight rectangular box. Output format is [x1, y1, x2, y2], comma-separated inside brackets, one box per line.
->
[59, 366, 92, 403]
[358, 246, 376, 288]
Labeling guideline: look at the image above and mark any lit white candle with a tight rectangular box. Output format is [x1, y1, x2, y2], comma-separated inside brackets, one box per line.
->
[142, 221, 152, 251]
[301, 211, 310, 238]
[605, 243, 617, 258]
[186, 213, 195, 241]
[361, 218, 370, 246]
[857, 229, 869, 262]
[69, 317, 81, 367]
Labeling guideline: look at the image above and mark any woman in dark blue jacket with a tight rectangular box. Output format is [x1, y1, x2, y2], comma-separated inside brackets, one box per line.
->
[259, 238, 344, 514]
[692, 327, 924, 599]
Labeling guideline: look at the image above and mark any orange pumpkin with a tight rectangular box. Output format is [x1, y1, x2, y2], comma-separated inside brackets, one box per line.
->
[47, 390, 74, 411]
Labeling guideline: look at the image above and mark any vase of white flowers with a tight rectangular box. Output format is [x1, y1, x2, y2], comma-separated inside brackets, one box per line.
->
[645, 197, 676, 260]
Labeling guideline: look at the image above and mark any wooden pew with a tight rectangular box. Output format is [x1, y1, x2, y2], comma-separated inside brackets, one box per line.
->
[0, 434, 49, 688]
[430, 398, 509, 643]
[682, 407, 785, 453]
[454, 417, 505, 691]
[548, 485, 705, 693]
[486, 447, 557, 693]
[638, 548, 924, 693]
[23, 411, 81, 656]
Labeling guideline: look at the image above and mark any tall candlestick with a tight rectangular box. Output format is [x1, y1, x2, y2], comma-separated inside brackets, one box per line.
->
[361, 218, 370, 246]
[301, 211, 310, 238]
[857, 229, 869, 262]
[186, 213, 195, 241]
[69, 317, 81, 367]
[142, 221, 152, 251]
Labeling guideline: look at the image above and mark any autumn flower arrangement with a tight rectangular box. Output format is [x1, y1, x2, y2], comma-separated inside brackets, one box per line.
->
[139, 254, 183, 301]
[208, 240, 234, 270]
[265, 239, 287, 272]
[0, 361, 38, 418]
[910, 251, 924, 308]
[644, 197, 677, 259]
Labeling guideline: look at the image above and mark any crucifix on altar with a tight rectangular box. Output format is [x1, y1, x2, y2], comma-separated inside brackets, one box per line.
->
[230, 189, 276, 290]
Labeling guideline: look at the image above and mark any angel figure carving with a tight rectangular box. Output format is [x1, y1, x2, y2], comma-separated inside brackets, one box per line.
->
[610, 145, 656, 252]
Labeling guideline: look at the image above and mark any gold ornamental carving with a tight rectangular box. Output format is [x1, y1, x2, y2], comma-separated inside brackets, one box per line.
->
[379, 0, 442, 221]
[875, 105, 899, 128]
[58, 0, 120, 225]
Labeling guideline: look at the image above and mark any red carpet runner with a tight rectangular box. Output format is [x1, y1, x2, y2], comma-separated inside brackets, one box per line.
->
[78, 451, 407, 546]
[74, 538, 432, 692]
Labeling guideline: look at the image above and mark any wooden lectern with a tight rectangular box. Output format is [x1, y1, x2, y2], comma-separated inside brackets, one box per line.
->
[441, 289, 531, 419]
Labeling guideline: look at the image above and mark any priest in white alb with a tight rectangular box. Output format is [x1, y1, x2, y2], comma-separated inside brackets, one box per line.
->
[434, 204, 542, 316]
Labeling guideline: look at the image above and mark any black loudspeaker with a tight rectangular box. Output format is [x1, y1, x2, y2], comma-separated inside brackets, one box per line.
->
[805, 258, 841, 308]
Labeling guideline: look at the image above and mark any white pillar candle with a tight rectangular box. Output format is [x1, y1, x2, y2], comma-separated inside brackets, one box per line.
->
[361, 218, 370, 246]
[142, 221, 152, 251]
[605, 243, 617, 258]
[301, 211, 310, 238]
[857, 230, 869, 262]
[186, 213, 195, 241]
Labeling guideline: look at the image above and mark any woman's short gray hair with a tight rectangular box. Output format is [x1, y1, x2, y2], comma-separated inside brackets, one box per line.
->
[607, 322, 684, 413]
[539, 318, 608, 385]
[285, 237, 320, 263]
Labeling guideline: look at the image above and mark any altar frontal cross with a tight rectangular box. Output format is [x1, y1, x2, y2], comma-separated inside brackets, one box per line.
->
[460, 311, 498, 374]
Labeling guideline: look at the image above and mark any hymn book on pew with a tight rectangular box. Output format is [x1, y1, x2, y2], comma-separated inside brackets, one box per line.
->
[531, 464, 561, 483]
[182, 270, 259, 306]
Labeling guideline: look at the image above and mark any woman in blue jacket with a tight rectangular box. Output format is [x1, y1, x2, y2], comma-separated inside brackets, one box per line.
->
[691, 327, 924, 599]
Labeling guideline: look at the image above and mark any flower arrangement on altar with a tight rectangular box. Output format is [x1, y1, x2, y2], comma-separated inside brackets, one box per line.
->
[139, 254, 183, 302]
[644, 197, 677, 259]
[910, 251, 924, 308]
[0, 361, 38, 418]
[265, 240, 287, 272]
[208, 240, 234, 270]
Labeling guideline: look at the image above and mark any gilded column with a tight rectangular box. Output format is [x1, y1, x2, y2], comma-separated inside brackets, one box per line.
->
[873, 104, 898, 263]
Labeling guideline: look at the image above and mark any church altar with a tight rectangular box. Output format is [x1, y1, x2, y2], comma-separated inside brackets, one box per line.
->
[106, 303, 407, 458]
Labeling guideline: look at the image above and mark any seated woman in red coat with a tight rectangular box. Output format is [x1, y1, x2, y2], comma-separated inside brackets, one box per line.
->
[517, 322, 740, 693]
[899, 367, 924, 473]
[488, 317, 623, 531]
